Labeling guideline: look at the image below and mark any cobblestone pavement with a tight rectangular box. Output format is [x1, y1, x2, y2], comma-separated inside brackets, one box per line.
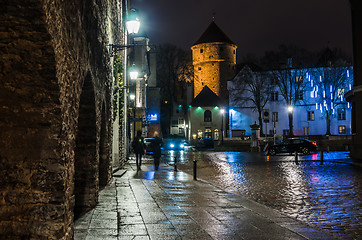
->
[74, 157, 334, 240]
[172, 151, 362, 239]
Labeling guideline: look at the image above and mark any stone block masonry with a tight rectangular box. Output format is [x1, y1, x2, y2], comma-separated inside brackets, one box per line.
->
[0, 0, 123, 239]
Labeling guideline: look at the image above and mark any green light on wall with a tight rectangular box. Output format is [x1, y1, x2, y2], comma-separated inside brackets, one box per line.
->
[196, 106, 202, 110]
[214, 106, 219, 110]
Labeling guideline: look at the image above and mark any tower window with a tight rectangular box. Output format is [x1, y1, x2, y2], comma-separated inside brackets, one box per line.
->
[198, 67, 201, 70]
[233, 50, 236, 54]
[204, 110, 212, 122]
[200, 49, 203, 53]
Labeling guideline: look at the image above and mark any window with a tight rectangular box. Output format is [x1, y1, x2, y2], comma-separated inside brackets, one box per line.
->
[198, 67, 201, 70]
[338, 125, 346, 134]
[307, 111, 315, 121]
[171, 120, 178, 127]
[272, 112, 278, 122]
[179, 128, 185, 134]
[197, 129, 203, 138]
[214, 129, 219, 140]
[296, 90, 303, 100]
[178, 118, 184, 125]
[303, 127, 309, 135]
[204, 110, 212, 122]
[337, 88, 345, 98]
[295, 76, 303, 83]
[271, 91, 279, 101]
[200, 49, 203, 53]
[271, 79, 278, 85]
[205, 128, 212, 138]
[337, 108, 346, 120]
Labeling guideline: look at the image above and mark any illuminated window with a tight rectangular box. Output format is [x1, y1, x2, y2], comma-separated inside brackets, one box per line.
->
[205, 128, 212, 138]
[204, 110, 212, 122]
[295, 76, 303, 83]
[337, 108, 346, 120]
[197, 129, 203, 138]
[338, 125, 346, 134]
[307, 111, 315, 121]
[214, 129, 219, 140]
[337, 88, 345, 97]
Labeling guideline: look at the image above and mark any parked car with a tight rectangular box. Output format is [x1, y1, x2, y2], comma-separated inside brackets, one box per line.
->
[196, 137, 214, 149]
[266, 138, 317, 155]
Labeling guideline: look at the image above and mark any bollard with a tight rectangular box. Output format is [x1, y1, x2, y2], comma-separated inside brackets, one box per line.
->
[345, 145, 349, 151]
[327, 145, 330, 153]
[174, 156, 177, 172]
[294, 151, 298, 163]
[193, 160, 197, 180]
[320, 150, 324, 163]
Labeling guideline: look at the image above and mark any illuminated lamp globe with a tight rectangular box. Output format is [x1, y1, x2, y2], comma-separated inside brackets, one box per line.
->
[126, 9, 140, 34]
[287, 106, 294, 112]
[129, 65, 139, 80]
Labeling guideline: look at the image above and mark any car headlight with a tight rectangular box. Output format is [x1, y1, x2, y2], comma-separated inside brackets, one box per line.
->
[170, 143, 175, 148]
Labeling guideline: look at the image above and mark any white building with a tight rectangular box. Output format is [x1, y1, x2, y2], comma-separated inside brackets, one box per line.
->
[228, 65, 353, 137]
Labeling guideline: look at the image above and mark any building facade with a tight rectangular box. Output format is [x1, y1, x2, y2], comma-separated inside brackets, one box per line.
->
[187, 86, 226, 141]
[228, 65, 353, 137]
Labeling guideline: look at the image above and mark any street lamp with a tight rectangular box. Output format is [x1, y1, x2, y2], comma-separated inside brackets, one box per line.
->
[220, 109, 225, 144]
[287, 105, 294, 112]
[108, 8, 141, 163]
[129, 64, 139, 80]
[126, 8, 141, 34]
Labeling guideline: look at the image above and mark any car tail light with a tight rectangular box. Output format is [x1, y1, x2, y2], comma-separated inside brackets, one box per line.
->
[312, 141, 317, 146]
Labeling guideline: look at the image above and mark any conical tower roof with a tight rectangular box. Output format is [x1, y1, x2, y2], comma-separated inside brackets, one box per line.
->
[190, 86, 223, 107]
[193, 21, 235, 46]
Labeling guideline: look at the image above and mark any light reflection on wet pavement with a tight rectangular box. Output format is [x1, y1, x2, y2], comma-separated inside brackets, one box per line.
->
[164, 150, 362, 239]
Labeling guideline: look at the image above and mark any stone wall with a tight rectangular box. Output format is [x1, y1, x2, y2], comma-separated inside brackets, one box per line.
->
[0, 0, 122, 238]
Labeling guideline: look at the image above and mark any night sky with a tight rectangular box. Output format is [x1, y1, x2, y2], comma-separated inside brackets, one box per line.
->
[132, 0, 352, 60]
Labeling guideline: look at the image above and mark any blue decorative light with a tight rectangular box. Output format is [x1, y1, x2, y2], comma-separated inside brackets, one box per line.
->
[319, 76, 322, 82]
[316, 103, 318, 109]
[349, 84, 352, 90]
[347, 70, 350, 78]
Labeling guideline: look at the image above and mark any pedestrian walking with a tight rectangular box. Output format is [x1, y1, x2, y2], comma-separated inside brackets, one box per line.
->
[150, 131, 163, 171]
[132, 130, 146, 171]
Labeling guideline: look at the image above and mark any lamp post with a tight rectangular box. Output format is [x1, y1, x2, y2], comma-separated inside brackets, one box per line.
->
[128, 66, 139, 143]
[109, 8, 141, 162]
[220, 109, 225, 144]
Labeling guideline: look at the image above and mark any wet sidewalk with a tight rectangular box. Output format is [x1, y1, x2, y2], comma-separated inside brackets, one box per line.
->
[74, 159, 335, 240]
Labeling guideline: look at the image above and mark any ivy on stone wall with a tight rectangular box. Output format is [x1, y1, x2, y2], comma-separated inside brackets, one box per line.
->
[113, 54, 124, 123]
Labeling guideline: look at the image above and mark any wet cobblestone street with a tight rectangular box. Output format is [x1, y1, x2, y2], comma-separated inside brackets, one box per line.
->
[170, 151, 362, 239]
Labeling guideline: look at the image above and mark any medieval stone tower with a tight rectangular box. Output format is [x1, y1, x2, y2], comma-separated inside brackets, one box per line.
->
[191, 21, 237, 101]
